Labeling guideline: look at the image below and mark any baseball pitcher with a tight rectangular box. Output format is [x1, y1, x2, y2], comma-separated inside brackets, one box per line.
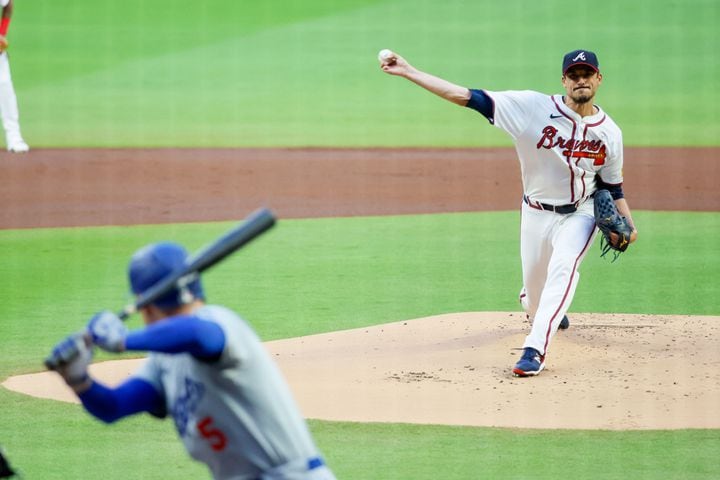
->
[380, 48, 637, 376]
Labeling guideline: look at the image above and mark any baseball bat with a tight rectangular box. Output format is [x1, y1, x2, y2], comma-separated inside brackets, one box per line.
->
[118, 207, 276, 320]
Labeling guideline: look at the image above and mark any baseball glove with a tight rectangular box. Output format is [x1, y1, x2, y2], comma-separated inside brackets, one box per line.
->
[593, 189, 633, 261]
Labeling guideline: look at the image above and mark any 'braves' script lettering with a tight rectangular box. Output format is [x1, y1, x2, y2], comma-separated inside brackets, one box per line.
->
[536, 126, 607, 165]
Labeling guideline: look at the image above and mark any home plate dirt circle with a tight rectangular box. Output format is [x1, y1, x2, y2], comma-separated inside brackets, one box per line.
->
[4, 312, 719, 430]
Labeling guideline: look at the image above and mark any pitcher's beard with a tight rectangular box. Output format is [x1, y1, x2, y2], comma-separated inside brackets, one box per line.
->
[571, 90, 593, 104]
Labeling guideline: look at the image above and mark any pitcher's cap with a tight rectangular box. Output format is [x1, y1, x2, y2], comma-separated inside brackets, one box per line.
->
[562, 50, 599, 74]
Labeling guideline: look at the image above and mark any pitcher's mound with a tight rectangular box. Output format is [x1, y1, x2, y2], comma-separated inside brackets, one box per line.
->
[4, 312, 719, 430]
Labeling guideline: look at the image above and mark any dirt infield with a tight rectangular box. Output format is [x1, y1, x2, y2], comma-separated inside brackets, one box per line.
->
[7, 312, 720, 430]
[0, 147, 718, 229]
[2, 147, 718, 430]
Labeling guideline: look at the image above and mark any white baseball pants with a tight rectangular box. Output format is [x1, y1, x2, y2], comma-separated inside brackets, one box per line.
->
[519, 199, 597, 355]
[0, 51, 24, 145]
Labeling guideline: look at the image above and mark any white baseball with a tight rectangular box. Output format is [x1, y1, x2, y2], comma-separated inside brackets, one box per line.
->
[378, 49, 395, 63]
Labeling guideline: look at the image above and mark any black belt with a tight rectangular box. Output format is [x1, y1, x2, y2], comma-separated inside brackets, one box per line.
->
[523, 195, 578, 214]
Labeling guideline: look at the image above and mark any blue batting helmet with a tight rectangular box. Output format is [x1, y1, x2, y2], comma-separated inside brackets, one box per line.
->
[128, 242, 205, 310]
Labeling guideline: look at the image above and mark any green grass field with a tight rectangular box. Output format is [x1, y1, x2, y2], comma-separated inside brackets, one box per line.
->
[2, 212, 719, 479]
[10, 0, 720, 147]
[2, 0, 719, 478]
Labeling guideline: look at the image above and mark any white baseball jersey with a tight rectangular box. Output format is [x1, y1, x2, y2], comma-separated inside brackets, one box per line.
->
[135, 305, 327, 480]
[480, 90, 625, 357]
[484, 90, 623, 206]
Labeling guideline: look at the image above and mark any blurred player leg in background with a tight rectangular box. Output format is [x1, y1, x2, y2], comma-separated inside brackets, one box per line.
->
[0, 51, 27, 152]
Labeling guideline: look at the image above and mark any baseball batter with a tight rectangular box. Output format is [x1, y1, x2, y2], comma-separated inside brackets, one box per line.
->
[380, 49, 638, 376]
[47, 242, 336, 479]
[0, 0, 28, 153]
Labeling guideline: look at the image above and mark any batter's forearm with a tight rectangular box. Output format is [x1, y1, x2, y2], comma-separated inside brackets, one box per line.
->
[403, 69, 471, 106]
[79, 378, 164, 423]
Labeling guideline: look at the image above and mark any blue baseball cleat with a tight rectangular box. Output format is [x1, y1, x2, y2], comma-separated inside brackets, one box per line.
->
[513, 347, 545, 377]
[559, 315, 570, 330]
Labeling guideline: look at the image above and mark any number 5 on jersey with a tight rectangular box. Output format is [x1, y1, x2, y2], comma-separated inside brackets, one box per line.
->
[198, 416, 228, 452]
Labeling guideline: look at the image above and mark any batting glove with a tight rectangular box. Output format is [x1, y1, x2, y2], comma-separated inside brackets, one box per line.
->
[87, 310, 127, 353]
[45, 333, 93, 387]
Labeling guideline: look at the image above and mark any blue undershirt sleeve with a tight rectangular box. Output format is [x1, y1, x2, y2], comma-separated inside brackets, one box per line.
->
[465, 89, 495, 124]
[125, 316, 226, 361]
[595, 175, 625, 200]
[78, 378, 166, 423]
